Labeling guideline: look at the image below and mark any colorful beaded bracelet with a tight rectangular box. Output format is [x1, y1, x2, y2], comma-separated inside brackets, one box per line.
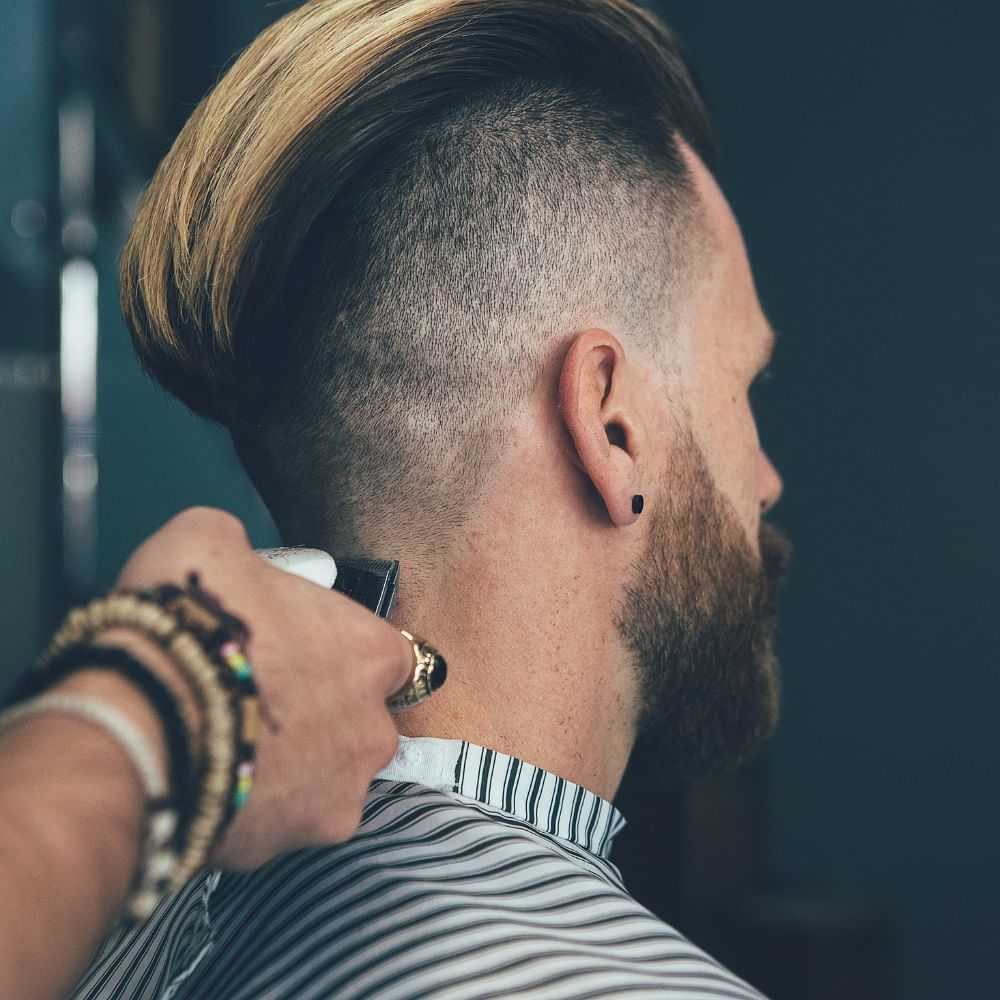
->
[137, 575, 263, 837]
[37, 574, 261, 918]
[219, 640, 259, 821]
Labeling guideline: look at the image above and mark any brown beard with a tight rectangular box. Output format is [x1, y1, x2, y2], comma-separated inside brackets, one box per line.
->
[614, 429, 793, 782]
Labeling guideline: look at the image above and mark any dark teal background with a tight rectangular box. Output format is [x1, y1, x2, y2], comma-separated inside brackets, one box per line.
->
[659, 4, 1000, 997]
[2, 3, 998, 997]
[94, 236, 280, 587]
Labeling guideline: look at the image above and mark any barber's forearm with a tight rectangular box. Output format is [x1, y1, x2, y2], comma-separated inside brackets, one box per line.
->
[0, 665, 168, 1000]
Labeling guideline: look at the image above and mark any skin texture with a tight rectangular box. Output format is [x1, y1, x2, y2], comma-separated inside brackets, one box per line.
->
[395, 145, 785, 799]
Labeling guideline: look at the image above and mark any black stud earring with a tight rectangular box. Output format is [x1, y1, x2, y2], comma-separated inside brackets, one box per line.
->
[632, 494, 645, 515]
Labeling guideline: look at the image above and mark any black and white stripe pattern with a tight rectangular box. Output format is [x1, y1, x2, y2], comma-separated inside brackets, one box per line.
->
[71, 738, 767, 999]
[385, 738, 626, 861]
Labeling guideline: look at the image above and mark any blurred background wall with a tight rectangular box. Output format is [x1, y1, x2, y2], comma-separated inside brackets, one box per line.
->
[1, 2, 997, 998]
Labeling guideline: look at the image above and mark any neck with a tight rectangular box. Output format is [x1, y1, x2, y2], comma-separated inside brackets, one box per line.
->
[388, 511, 638, 801]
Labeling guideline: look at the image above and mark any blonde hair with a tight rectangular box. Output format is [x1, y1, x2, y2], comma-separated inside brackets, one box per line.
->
[121, 0, 713, 551]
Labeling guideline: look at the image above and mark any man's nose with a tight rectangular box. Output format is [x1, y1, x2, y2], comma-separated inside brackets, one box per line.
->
[759, 450, 783, 514]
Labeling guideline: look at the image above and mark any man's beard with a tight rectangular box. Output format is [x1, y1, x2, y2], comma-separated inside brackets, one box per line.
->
[615, 429, 793, 782]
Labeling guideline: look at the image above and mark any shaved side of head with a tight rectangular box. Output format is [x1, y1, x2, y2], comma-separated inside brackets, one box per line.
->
[119, 1, 716, 557]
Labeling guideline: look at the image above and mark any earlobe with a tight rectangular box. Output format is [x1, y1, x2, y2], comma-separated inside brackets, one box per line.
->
[557, 330, 643, 527]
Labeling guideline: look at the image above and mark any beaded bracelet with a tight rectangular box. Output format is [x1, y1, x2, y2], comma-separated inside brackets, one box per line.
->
[23, 643, 196, 847]
[39, 601, 223, 908]
[42, 584, 258, 826]
[38, 577, 260, 911]
[158, 627, 237, 881]
[0, 691, 180, 922]
[135, 574, 263, 840]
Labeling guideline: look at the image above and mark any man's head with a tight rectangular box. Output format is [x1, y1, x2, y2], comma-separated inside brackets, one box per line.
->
[121, 0, 714, 553]
[122, 0, 790, 782]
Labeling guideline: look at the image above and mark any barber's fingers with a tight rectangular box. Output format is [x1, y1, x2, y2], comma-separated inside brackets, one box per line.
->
[315, 603, 427, 703]
[388, 630, 420, 696]
[255, 547, 407, 694]
[304, 583, 445, 707]
[117, 507, 251, 588]
[254, 544, 446, 707]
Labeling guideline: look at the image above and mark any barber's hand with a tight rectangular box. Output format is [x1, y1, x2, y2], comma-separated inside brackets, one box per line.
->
[115, 507, 414, 869]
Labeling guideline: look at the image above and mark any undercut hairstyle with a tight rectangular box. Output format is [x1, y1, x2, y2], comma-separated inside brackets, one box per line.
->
[121, 0, 716, 555]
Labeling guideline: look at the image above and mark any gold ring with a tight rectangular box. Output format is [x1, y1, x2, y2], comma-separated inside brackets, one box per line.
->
[386, 631, 447, 712]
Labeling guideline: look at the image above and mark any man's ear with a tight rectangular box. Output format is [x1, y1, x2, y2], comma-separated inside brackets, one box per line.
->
[558, 329, 644, 526]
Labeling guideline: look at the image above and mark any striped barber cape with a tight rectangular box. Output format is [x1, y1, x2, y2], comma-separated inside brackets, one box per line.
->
[72, 737, 768, 999]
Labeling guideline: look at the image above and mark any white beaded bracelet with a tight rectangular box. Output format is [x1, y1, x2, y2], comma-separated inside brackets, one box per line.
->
[0, 692, 180, 920]
[0, 692, 166, 796]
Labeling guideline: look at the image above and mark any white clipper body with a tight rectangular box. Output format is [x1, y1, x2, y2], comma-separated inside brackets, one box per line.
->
[256, 547, 338, 589]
